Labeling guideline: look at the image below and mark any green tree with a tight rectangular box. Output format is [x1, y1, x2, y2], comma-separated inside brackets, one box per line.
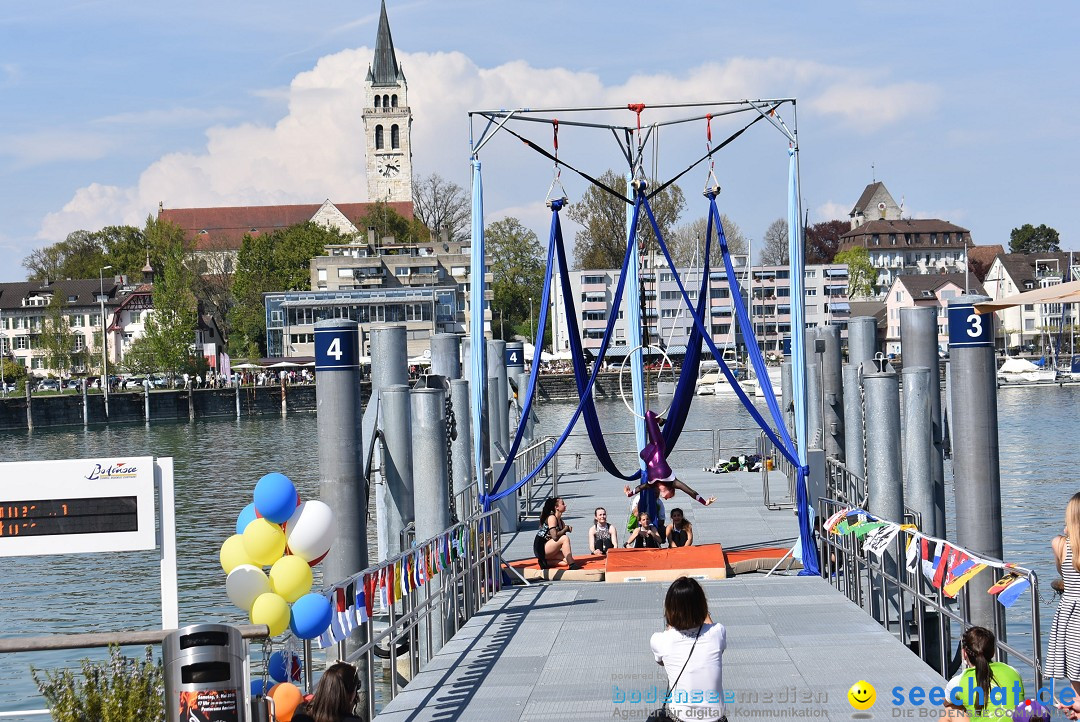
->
[95, 225, 148, 278]
[23, 230, 106, 282]
[138, 243, 200, 377]
[568, 170, 685, 269]
[358, 202, 429, 248]
[1009, 224, 1061, 254]
[834, 246, 875, 299]
[228, 221, 350, 356]
[37, 292, 76, 377]
[486, 217, 545, 342]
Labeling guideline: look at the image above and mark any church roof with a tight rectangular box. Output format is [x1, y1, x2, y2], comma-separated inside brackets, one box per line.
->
[850, 182, 886, 217]
[160, 201, 414, 251]
[368, 0, 403, 86]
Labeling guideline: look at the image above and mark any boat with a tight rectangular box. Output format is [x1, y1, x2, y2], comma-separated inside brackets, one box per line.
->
[996, 357, 1057, 384]
[695, 364, 752, 395]
[751, 365, 784, 397]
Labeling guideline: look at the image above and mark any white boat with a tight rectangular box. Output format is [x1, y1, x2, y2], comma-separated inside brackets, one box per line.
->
[997, 357, 1057, 384]
[751, 366, 784, 397]
[695, 366, 752, 395]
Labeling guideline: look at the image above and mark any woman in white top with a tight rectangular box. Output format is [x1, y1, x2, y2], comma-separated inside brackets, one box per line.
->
[649, 577, 727, 721]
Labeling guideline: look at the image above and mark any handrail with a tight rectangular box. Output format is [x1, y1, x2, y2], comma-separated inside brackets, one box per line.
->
[826, 456, 868, 508]
[0, 624, 270, 654]
[817, 496, 1043, 690]
[291, 509, 504, 720]
[758, 430, 795, 510]
[515, 435, 558, 520]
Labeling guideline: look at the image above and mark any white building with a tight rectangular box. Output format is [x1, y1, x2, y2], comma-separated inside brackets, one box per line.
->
[983, 252, 1079, 352]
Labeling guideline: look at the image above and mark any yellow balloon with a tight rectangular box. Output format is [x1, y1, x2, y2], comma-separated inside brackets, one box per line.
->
[250, 592, 291, 637]
[242, 518, 286, 566]
[269, 555, 314, 603]
[220, 534, 253, 574]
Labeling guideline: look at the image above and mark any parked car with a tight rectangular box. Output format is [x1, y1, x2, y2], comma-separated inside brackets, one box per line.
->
[123, 376, 147, 389]
[36, 379, 60, 393]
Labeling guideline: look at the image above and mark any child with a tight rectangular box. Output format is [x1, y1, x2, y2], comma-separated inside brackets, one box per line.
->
[624, 410, 717, 506]
[667, 508, 693, 548]
[943, 627, 1023, 720]
[588, 507, 618, 556]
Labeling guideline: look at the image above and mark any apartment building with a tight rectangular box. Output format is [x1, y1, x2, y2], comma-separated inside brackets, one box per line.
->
[983, 252, 1079, 352]
[882, 273, 986, 356]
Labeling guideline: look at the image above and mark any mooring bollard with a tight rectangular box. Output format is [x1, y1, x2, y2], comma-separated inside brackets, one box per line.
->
[900, 306, 946, 537]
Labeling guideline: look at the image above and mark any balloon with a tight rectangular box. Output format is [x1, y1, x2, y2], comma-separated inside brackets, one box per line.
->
[269, 682, 302, 722]
[225, 564, 270, 611]
[242, 518, 286, 566]
[250, 592, 290, 637]
[235, 503, 258, 535]
[269, 555, 313, 603]
[268, 650, 302, 683]
[284, 501, 334, 566]
[219, 534, 253, 574]
[289, 593, 333, 640]
[254, 472, 299, 524]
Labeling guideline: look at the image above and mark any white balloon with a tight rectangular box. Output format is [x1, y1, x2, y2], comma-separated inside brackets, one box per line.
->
[226, 564, 271, 612]
[285, 501, 334, 565]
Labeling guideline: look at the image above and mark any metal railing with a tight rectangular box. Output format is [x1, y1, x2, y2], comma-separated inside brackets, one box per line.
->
[0, 625, 271, 719]
[817, 496, 1043, 689]
[297, 509, 504, 720]
[758, 431, 795, 510]
[826, 456, 868, 508]
[515, 435, 558, 520]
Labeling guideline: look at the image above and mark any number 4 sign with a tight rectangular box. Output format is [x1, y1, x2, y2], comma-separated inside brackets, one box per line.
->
[947, 303, 993, 349]
[315, 323, 359, 370]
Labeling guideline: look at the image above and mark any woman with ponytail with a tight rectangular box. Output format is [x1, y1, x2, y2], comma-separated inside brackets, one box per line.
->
[1047, 492, 1080, 697]
[942, 626, 1023, 720]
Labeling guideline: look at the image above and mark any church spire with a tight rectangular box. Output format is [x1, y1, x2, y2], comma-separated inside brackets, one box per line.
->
[368, 0, 402, 86]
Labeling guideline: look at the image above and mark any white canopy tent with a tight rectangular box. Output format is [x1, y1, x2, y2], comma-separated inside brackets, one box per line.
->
[975, 280, 1080, 313]
[522, 342, 555, 362]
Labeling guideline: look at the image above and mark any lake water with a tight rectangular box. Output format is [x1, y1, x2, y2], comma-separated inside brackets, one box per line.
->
[1, 385, 1076, 718]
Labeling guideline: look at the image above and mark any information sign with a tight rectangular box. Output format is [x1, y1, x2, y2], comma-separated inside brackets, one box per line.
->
[314, 323, 360, 370]
[947, 303, 994, 349]
[505, 347, 523, 368]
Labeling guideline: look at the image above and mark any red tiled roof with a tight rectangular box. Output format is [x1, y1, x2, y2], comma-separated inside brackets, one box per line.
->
[160, 201, 415, 252]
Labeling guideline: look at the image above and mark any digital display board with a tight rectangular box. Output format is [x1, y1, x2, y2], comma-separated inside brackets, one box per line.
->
[0, 497, 138, 538]
[0, 456, 156, 557]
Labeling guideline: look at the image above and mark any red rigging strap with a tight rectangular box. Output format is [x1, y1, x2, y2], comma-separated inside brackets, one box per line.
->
[706, 114, 713, 144]
[627, 103, 646, 131]
[552, 118, 559, 152]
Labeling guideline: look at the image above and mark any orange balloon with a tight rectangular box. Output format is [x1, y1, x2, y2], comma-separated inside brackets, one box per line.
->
[270, 682, 303, 722]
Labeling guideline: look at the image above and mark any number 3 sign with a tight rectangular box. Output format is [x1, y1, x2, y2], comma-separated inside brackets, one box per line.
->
[947, 302, 993, 349]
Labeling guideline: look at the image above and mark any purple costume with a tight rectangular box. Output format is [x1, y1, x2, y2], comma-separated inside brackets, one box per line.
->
[639, 410, 674, 483]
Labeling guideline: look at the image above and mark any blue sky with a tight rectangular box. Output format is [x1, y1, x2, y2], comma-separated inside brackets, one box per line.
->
[1, 1, 1078, 282]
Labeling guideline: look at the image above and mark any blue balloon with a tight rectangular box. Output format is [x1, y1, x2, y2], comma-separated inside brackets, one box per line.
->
[254, 473, 297, 524]
[251, 678, 267, 697]
[236, 503, 258, 535]
[289, 593, 333, 640]
[267, 650, 302, 683]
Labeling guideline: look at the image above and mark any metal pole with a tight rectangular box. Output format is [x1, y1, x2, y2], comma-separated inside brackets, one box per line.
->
[411, 386, 452, 654]
[819, 324, 845, 461]
[381, 384, 414, 557]
[370, 324, 408, 563]
[902, 367, 936, 536]
[900, 306, 946, 536]
[450, 379, 474, 515]
[99, 265, 112, 419]
[863, 366, 904, 523]
[313, 319, 367, 662]
[804, 330, 823, 450]
[487, 340, 516, 533]
[947, 295, 1003, 631]
[780, 360, 793, 435]
[430, 333, 461, 380]
[842, 364, 865, 480]
[626, 174, 647, 466]
[847, 316, 877, 368]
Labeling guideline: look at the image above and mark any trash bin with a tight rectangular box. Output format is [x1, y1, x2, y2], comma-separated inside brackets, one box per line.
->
[163, 623, 249, 722]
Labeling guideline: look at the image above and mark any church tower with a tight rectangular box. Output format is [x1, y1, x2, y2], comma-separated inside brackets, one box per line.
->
[363, 1, 413, 204]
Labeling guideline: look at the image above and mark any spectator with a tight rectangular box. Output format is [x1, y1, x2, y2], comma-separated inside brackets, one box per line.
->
[650, 577, 727, 722]
[626, 511, 662, 549]
[292, 661, 363, 722]
[943, 626, 1023, 719]
[667, 508, 693, 548]
[1046, 492, 1080, 698]
[588, 507, 617, 556]
[627, 492, 666, 541]
[532, 497, 578, 569]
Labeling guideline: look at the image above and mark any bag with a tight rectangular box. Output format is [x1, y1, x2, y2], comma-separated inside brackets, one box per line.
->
[646, 624, 703, 722]
[627, 511, 639, 533]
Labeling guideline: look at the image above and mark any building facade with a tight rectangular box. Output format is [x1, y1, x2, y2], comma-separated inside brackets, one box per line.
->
[363, 0, 413, 204]
[983, 252, 1079, 352]
[882, 273, 985, 356]
[550, 260, 849, 358]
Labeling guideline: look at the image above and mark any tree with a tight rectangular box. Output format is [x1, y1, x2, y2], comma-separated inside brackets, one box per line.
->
[358, 201, 429, 248]
[667, 214, 749, 268]
[835, 246, 875, 299]
[137, 243, 200, 378]
[1009, 224, 1061, 254]
[23, 230, 106, 282]
[759, 218, 789, 266]
[412, 173, 470, 245]
[568, 170, 686, 269]
[37, 292, 77, 377]
[486, 217, 545, 341]
[806, 220, 849, 265]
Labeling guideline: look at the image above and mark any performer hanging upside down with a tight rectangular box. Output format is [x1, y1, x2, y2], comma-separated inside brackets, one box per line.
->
[624, 410, 717, 506]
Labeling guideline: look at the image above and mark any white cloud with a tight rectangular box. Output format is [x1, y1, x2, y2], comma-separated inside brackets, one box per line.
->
[93, 106, 243, 127]
[814, 201, 849, 223]
[37, 49, 937, 242]
[810, 79, 938, 131]
[0, 130, 116, 168]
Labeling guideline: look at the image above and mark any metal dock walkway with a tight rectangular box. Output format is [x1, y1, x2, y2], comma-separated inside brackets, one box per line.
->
[375, 469, 947, 720]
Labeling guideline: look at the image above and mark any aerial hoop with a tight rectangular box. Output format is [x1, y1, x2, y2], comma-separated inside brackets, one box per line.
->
[617, 343, 674, 420]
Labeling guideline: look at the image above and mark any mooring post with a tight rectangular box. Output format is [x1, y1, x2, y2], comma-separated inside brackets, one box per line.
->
[25, 381, 32, 432]
[81, 379, 88, 427]
[780, 361, 793, 435]
[381, 384, 414, 557]
[450, 379, 474, 517]
[819, 325, 845, 461]
[900, 306, 946, 537]
[144, 379, 151, 423]
[313, 319, 367, 662]
[411, 386, 452, 656]
[487, 340, 516, 532]
[430, 333, 462, 380]
[804, 329, 824, 451]
[947, 295, 1004, 632]
[234, 376, 241, 419]
[847, 316, 878, 368]
[902, 367, 936, 535]
[370, 324, 409, 563]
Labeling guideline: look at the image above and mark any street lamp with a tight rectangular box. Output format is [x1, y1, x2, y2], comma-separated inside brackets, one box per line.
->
[99, 265, 112, 415]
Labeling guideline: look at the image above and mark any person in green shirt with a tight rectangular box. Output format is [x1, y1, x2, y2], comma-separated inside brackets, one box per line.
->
[943, 626, 1024, 720]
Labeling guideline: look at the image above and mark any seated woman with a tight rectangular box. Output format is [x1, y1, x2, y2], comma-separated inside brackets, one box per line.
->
[292, 661, 363, 722]
[533, 496, 578, 569]
[626, 511, 662, 549]
[589, 507, 618, 556]
[624, 410, 717, 506]
[667, 508, 693, 548]
[942, 626, 1023, 721]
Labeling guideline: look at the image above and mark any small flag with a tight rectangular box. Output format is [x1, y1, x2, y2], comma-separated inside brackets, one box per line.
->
[932, 543, 952, 589]
[906, 533, 922, 574]
[824, 508, 849, 533]
[942, 549, 986, 599]
[996, 577, 1031, 608]
[988, 572, 1022, 594]
[864, 523, 902, 558]
[852, 521, 890, 540]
